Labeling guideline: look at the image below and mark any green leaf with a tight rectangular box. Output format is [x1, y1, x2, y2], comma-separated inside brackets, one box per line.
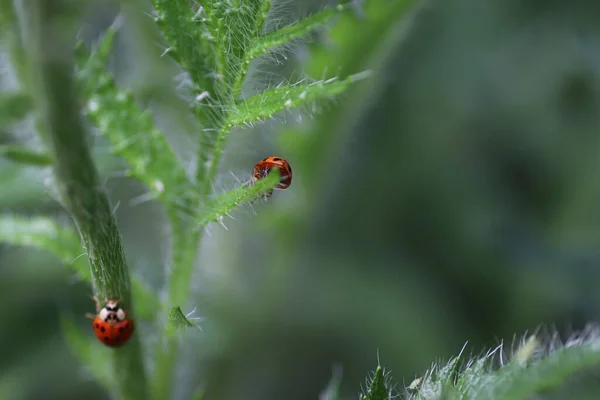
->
[197, 171, 281, 227]
[77, 25, 191, 208]
[228, 73, 365, 127]
[0, 144, 52, 166]
[363, 365, 389, 400]
[232, 3, 351, 97]
[0, 92, 33, 126]
[250, 3, 351, 60]
[473, 338, 600, 400]
[435, 355, 462, 395]
[207, 0, 264, 88]
[438, 356, 461, 382]
[0, 215, 90, 281]
[0, 215, 159, 321]
[454, 354, 495, 397]
[513, 335, 539, 366]
[168, 305, 196, 332]
[406, 351, 470, 400]
[151, 0, 216, 93]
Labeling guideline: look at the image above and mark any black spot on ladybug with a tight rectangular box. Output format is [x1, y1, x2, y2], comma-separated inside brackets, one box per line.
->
[273, 157, 281, 161]
[100, 326, 106, 333]
[104, 337, 109, 341]
[119, 327, 124, 333]
[95, 323, 100, 329]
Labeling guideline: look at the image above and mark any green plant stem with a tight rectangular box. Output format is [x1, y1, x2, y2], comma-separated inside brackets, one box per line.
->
[168, 221, 202, 307]
[229, 0, 272, 97]
[153, 211, 202, 400]
[14, 1, 147, 398]
[202, 125, 229, 195]
[153, 336, 181, 400]
[16, 0, 129, 304]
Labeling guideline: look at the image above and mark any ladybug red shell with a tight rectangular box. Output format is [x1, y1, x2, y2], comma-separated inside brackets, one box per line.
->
[252, 156, 292, 197]
[86, 297, 134, 348]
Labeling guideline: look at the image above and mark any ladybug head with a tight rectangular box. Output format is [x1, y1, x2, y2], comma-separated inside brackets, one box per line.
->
[99, 300, 126, 323]
[104, 300, 121, 312]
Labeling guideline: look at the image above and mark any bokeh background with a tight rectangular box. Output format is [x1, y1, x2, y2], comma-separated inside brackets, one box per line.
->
[2, 0, 600, 399]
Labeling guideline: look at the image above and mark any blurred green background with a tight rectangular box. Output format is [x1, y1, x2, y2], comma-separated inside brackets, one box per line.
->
[3, 0, 600, 399]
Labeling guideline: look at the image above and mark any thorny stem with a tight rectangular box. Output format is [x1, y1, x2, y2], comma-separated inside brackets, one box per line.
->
[14, 1, 148, 398]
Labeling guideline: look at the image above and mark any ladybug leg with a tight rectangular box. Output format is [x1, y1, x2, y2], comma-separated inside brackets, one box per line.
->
[244, 177, 256, 188]
[90, 296, 101, 313]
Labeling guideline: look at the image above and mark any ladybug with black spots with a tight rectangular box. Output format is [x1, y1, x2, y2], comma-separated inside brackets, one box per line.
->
[86, 297, 135, 348]
[251, 156, 293, 198]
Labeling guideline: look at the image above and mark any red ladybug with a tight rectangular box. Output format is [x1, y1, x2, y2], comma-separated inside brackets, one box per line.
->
[86, 297, 135, 348]
[251, 156, 292, 198]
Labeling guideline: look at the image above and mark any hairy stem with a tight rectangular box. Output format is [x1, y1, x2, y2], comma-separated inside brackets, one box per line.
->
[154, 211, 202, 400]
[16, 0, 129, 303]
[14, 1, 147, 398]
